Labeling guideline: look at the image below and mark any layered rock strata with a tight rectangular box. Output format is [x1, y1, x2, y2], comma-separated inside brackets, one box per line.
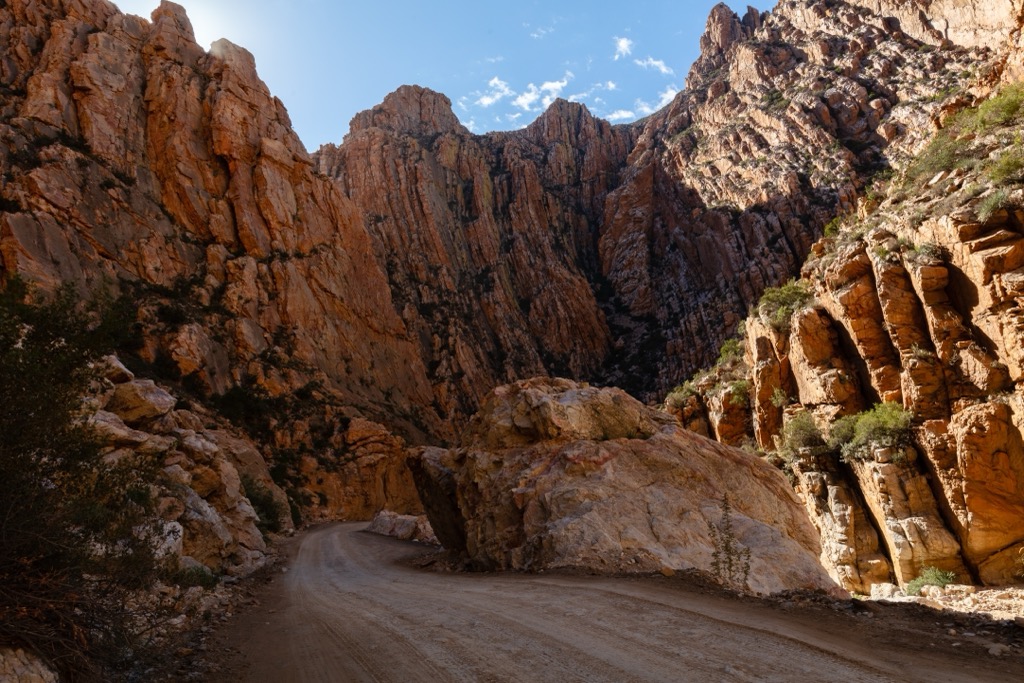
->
[2, 0, 1024, 562]
[676, 82, 1024, 590]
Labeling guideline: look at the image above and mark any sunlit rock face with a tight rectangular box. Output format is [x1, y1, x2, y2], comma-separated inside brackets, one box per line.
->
[408, 378, 840, 595]
[2, 0, 1022, 536]
[0, 0, 1005, 440]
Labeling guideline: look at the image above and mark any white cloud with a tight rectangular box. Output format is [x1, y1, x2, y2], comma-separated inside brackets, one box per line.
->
[506, 112, 522, 122]
[568, 80, 616, 103]
[531, 26, 553, 39]
[606, 110, 636, 122]
[657, 85, 679, 108]
[540, 72, 573, 107]
[511, 72, 574, 111]
[634, 85, 679, 116]
[476, 77, 513, 107]
[485, 56, 505, 64]
[513, 85, 540, 111]
[457, 96, 469, 112]
[634, 57, 675, 76]
[613, 36, 633, 60]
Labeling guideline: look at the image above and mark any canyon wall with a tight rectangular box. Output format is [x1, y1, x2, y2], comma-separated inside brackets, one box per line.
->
[676, 79, 1024, 589]
[2, 0, 1023, 583]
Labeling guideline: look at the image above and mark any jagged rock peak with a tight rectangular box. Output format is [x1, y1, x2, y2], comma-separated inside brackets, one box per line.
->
[348, 85, 467, 137]
[150, 1, 197, 43]
[701, 3, 757, 55]
[687, 3, 760, 87]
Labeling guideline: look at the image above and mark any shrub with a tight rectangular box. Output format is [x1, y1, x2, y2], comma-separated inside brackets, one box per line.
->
[977, 189, 1011, 222]
[904, 566, 957, 595]
[970, 84, 1024, 131]
[0, 278, 165, 681]
[241, 474, 286, 535]
[834, 402, 913, 462]
[757, 280, 813, 332]
[823, 216, 843, 237]
[665, 381, 698, 411]
[906, 242, 947, 264]
[726, 379, 751, 407]
[904, 132, 970, 186]
[770, 386, 790, 408]
[717, 337, 744, 366]
[988, 147, 1024, 184]
[780, 411, 826, 461]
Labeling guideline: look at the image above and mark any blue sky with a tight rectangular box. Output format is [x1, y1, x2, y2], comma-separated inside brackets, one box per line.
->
[114, 1, 776, 149]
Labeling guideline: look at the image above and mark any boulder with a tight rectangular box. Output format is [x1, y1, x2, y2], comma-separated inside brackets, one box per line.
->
[366, 510, 438, 544]
[104, 379, 177, 425]
[409, 379, 839, 595]
[0, 648, 57, 683]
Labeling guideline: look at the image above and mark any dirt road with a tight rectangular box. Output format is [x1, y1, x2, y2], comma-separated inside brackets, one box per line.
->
[211, 523, 1023, 682]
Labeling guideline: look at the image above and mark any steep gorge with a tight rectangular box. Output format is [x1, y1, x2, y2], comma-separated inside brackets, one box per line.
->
[2, 0, 1024, 594]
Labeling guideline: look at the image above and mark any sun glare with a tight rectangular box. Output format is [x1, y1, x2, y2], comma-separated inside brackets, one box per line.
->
[114, 0, 233, 50]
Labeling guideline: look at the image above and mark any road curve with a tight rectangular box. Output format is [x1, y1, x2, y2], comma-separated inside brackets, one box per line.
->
[220, 523, 1017, 683]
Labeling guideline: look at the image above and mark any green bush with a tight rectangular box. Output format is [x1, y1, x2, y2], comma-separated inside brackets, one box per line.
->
[717, 337, 744, 366]
[0, 278, 166, 681]
[665, 381, 698, 411]
[988, 147, 1024, 184]
[970, 84, 1024, 131]
[780, 411, 826, 460]
[905, 566, 957, 595]
[770, 386, 790, 408]
[726, 379, 751, 407]
[904, 132, 971, 186]
[757, 280, 813, 332]
[834, 403, 913, 462]
[977, 189, 1011, 222]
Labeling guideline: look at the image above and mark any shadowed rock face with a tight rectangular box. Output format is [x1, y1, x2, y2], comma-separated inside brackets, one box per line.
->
[408, 378, 840, 595]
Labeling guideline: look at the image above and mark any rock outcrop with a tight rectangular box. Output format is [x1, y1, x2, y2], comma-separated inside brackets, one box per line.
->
[409, 378, 839, 595]
[0, 648, 57, 683]
[675, 78, 1024, 591]
[3, 0, 1024, 599]
[0, 0, 1010, 449]
[366, 510, 437, 545]
[88, 356, 419, 577]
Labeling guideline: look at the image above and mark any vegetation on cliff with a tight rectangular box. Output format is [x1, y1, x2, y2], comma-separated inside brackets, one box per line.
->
[0, 280, 166, 681]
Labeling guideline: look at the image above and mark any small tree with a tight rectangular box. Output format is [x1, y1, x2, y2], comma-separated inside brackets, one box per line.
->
[708, 495, 752, 592]
[0, 279, 163, 681]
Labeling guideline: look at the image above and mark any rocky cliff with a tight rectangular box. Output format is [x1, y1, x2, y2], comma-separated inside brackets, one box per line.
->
[315, 0, 1001, 405]
[3, 0, 1024, 591]
[672, 78, 1024, 591]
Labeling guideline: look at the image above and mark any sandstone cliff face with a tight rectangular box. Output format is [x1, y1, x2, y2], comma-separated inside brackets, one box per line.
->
[0, 0, 1005, 438]
[675, 78, 1024, 590]
[88, 355, 420, 576]
[409, 378, 839, 595]
[3, 0, 1024, 570]
[0, 0, 441, 442]
[315, 0, 994, 402]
